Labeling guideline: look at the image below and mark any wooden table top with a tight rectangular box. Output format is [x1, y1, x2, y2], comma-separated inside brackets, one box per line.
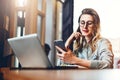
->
[0, 68, 120, 80]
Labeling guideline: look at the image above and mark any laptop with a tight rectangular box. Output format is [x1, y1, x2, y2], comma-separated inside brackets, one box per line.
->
[8, 34, 79, 69]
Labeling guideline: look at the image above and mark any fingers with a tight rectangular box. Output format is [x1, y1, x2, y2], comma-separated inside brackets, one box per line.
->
[57, 52, 64, 57]
[57, 52, 65, 61]
[65, 42, 69, 50]
[64, 32, 81, 49]
[74, 32, 81, 39]
[55, 46, 66, 53]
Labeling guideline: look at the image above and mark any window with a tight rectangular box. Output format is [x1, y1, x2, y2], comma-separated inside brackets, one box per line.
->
[9, 0, 46, 67]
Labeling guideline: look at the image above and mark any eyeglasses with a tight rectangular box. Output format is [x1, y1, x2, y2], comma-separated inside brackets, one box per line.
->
[80, 20, 94, 27]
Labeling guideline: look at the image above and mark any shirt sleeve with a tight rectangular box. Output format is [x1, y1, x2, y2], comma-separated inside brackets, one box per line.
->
[90, 38, 114, 69]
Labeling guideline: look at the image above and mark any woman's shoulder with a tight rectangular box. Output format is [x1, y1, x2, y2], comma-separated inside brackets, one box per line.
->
[97, 37, 111, 43]
[97, 37, 112, 46]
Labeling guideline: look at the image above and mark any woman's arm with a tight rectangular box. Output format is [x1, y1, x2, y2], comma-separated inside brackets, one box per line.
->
[76, 38, 114, 69]
[56, 38, 114, 69]
[56, 46, 91, 68]
[65, 32, 81, 49]
[90, 39, 114, 69]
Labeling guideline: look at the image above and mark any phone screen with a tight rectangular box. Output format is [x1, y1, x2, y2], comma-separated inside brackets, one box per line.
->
[54, 40, 66, 52]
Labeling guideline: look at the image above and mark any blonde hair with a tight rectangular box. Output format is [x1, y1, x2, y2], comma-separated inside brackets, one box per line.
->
[74, 8, 101, 52]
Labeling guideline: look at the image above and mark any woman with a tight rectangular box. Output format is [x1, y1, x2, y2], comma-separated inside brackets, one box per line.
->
[56, 8, 114, 69]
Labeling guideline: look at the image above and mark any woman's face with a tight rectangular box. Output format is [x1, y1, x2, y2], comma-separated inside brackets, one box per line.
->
[79, 14, 95, 37]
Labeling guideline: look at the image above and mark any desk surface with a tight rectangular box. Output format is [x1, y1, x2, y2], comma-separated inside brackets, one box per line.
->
[0, 68, 120, 80]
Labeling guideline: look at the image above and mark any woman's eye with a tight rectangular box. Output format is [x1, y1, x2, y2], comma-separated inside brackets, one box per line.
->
[81, 21, 85, 24]
[87, 21, 93, 25]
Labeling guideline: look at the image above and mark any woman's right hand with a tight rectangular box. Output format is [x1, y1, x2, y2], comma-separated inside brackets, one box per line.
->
[73, 32, 81, 40]
[65, 32, 81, 49]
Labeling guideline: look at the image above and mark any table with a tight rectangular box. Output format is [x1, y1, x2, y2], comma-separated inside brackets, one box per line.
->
[0, 68, 120, 80]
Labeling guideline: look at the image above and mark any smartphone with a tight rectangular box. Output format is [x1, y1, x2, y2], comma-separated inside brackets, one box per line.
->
[54, 40, 66, 52]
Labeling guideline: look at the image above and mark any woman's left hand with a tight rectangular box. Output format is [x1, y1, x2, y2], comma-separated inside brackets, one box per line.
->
[55, 46, 77, 64]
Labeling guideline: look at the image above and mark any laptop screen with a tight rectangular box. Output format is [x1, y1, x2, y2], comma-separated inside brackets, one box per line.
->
[8, 34, 53, 68]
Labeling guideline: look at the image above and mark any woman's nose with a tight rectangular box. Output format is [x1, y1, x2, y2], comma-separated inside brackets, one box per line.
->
[83, 23, 88, 28]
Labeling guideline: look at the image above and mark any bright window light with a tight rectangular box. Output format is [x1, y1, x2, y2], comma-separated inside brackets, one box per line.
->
[17, 11, 22, 18]
[16, 0, 26, 7]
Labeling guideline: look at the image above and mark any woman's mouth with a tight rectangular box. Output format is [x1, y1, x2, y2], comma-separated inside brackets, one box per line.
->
[82, 29, 89, 32]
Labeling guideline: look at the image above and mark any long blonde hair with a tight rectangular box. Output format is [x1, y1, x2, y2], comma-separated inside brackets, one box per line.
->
[74, 8, 101, 52]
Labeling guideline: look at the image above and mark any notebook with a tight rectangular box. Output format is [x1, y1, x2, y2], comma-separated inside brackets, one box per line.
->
[8, 34, 79, 69]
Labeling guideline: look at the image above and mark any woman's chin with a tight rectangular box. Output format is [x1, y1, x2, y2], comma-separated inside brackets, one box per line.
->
[82, 34, 89, 37]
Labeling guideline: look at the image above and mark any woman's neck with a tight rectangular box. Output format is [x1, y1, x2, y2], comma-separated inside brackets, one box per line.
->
[85, 36, 93, 43]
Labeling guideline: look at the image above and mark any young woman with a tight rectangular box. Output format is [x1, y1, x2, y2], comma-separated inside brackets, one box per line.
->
[56, 8, 114, 69]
